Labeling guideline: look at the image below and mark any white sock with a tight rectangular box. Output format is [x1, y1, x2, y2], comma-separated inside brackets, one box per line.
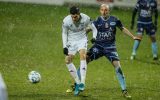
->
[66, 63, 80, 84]
[80, 60, 87, 84]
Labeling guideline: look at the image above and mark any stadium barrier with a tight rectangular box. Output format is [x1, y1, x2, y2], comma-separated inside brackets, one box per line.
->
[0, 0, 160, 9]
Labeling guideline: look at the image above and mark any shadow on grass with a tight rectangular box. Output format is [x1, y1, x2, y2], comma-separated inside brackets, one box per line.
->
[10, 87, 160, 100]
[9, 93, 99, 100]
[128, 86, 160, 93]
[132, 58, 160, 66]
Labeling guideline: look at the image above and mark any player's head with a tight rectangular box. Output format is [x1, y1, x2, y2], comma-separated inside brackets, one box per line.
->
[100, 4, 110, 17]
[70, 6, 80, 22]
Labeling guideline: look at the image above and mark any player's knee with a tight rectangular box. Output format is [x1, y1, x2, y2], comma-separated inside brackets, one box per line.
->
[80, 54, 86, 60]
[150, 36, 156, 42]
[65, 56, 73, 64]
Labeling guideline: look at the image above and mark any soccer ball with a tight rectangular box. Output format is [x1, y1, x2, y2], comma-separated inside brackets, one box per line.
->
[28, 71, 41, 83]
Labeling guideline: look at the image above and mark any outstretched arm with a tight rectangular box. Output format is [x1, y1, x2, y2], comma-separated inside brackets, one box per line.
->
[131, 8, 137, 30]
[154, 8, 158, 31]
[122, 27, 141, 40]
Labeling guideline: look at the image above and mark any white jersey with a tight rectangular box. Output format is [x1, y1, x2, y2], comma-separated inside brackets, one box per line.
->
[62, 13, 97, 48]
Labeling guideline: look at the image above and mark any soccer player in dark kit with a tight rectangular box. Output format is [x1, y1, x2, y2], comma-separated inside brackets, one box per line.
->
[86, 4, 140, 98]
[130, 0, 158, 60]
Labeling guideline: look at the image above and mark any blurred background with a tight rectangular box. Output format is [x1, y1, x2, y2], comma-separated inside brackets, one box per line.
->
[0, 0, 160, 9]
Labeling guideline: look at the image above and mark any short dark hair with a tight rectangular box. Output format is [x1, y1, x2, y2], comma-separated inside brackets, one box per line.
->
[70, 6, 80, 15]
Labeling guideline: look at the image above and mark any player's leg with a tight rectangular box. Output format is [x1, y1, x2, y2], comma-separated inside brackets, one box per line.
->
[65, 55, 80, 85]
[112, 61, 126, 91]
[104, 50, 131, 98]
[131, 23, 143, 60]
[79, 49, 87, 91]
[105, 51, 127, 91]
[65, 44, 81, 95]
[66, 44, 103, 93]
[147, 24, 158, 60]
[150, 35, 158, 60]
[112, 61, 131, 98]
[66, 55, 81, 96]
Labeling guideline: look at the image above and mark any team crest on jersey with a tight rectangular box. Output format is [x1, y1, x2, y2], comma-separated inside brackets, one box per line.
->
[105, 23, 109, 28]
[110, 22, 116, 26]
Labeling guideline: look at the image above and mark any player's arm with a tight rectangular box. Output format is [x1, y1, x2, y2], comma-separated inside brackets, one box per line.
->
[90, 23, 97, 39]
[86, 17, 97, 43]
[117, 19, 140, 40]
[122, 27, 140, 40]
[130, 3, 138, 30]
[62, 22, 69, 55]
[154, 1, 158, 31]
[90, 23, 97, 43]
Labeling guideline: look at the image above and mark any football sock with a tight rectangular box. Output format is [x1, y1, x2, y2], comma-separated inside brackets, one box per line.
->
[151, 42, 158, 57]
[66, 63, 80, 84]
[132, 40, 140, 55]
[115, 67, 126, 90]
[77, 67, 81, 80]
[80, 60, 87, 84]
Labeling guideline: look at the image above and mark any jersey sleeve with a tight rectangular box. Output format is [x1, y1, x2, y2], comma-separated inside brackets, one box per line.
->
[135, 0, 140, 10]
[93, 17, 100, 28]
[62, 20, 68, 48]
[153, 0, 158, 10]
[85, 16, 92, 26]
[116, 18, 124, 31]
[86, 17, 97, 39]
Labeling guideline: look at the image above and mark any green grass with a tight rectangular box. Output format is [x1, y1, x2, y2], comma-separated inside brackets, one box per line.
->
[0, 2, 160, 100]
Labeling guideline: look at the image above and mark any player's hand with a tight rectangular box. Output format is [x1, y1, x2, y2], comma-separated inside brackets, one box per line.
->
[91, 38, 96, 44]
[63, 47, 68, 55]
[86, 27, 92, 33]
[133, 36, 141, 41]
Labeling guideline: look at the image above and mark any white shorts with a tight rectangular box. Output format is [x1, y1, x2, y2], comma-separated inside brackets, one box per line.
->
[67, 39, 88, 55]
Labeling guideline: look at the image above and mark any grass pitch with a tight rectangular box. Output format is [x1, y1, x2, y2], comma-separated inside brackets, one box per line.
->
[0, 2, 160, 100]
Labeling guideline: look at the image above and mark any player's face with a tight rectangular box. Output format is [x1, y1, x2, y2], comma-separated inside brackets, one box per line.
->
[71, 14, 80, 22]
[100, 6, 109, 17]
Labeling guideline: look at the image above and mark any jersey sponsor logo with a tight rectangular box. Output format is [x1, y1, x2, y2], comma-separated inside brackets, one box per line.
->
[110, 22, 116, 26]
[97, 31, 114, 40]
[140, 9, 151, 17]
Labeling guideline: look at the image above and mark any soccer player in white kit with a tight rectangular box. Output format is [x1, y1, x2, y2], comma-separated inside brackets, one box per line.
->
[62, 6, 97, 96]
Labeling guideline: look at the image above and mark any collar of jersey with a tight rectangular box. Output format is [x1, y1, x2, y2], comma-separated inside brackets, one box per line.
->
[101, 16, 110, 21]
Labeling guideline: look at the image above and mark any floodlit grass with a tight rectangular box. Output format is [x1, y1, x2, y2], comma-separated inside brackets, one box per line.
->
[0, 2, 160, 100]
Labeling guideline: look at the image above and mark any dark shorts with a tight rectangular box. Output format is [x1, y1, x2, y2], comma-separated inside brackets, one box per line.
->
[137, 23, 156, 36]
[87, 43, 119, 62]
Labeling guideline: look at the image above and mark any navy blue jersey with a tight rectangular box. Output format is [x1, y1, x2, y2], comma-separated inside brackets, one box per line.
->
[93, 16, 123, 44]
[135, 0, 157, 23]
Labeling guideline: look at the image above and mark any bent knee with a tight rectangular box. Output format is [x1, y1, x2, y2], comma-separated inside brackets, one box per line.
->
[80, 54, 86, 60]
[65, 55, 73, 64]
[150, 35, 156, 42]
